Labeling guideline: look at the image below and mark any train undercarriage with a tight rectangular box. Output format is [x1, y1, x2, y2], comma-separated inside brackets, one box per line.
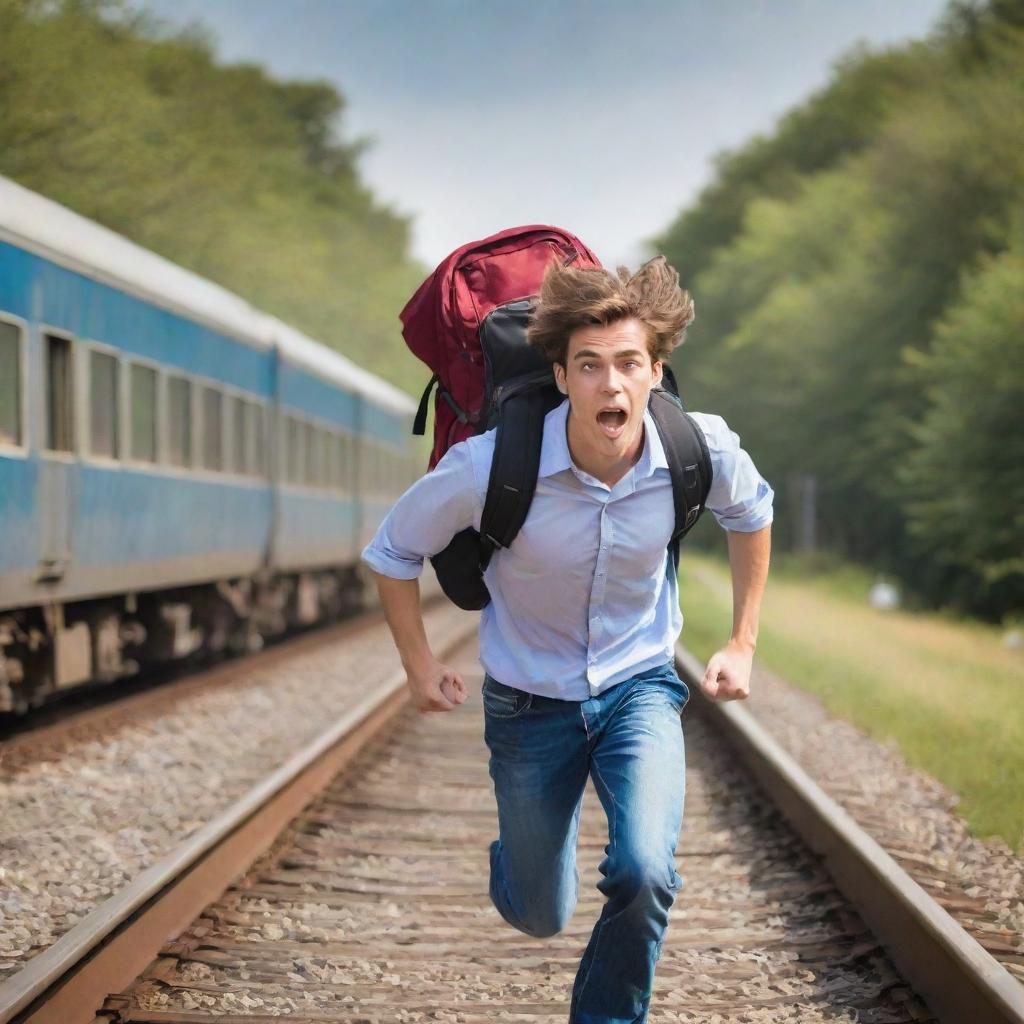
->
[0, 567, 369, 714]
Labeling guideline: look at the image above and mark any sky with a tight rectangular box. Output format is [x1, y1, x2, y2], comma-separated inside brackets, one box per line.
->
[140, 0, 950, 269]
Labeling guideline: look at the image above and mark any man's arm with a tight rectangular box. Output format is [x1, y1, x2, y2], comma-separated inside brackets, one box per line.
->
[372, 572, 467, 713]
[361, 441, 481, 714]
[700, 524, 771, 701]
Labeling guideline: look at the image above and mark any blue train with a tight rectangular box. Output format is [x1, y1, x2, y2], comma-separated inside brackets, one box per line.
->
[0, 176, 419, 713]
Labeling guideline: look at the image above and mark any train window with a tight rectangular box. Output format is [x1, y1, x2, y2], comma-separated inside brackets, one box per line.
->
[201, 386, 223, 471]
[44, 332, 74, 452]
[303, 422, 316, 486]
[362, 440, 374, 494]
[167, 376, 192, 467]
[335, 434, 348, 493]
[287, 415, 302, 484]
[230, 394, 246, 475]
[247, 401, 264, 477]
[129, 364, 157, 463]
[308, 427, 321, 487]
[0, 320, 22, 445]
[304, 425, 316, 486]
[337, 433, 351, 493]
[323, 431, 333, 487]
[315, 429, 329, 487]
[329, 434, 343, 490]
[323, 433, 335, 489]
[316, 426, 326, 486]
[88, 350, 119, 458]
[366, 438, 378, 493]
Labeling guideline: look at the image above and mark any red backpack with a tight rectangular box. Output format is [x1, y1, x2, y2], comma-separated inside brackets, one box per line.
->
[399, 225, 713, 611]
[401, 225, 601, 467]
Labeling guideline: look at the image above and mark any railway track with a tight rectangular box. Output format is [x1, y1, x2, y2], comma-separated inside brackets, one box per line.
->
[1, 631, 1022, 1023]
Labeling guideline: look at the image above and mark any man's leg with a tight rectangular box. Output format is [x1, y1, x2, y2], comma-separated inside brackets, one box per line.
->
[569, 663, 688, 1024]
[483, 675, 590, 938]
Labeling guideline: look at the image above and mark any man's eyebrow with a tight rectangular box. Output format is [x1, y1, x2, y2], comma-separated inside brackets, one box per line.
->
[572, 348, 646, 360]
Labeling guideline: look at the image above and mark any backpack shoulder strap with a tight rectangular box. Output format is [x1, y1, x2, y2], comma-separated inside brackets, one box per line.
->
[478, 385, 714, 575]
[478, 386, 548, 569]
[648, 388, 714, 571]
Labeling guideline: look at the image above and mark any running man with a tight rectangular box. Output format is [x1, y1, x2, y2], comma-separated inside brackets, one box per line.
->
[362, 256, 773, 1023]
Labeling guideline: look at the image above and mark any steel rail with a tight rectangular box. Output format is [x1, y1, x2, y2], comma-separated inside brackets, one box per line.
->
[0, 617, 479, 1024]
[675, 643, 1024, 1024]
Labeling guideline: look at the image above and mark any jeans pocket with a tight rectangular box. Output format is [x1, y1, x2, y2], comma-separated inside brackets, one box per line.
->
[671, 677, 691, 712]
[653, 664, 689, 714]
[482, 675, 534, 719]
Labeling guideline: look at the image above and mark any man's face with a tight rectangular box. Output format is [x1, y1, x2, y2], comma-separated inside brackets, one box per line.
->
[553, 318, 663, 463]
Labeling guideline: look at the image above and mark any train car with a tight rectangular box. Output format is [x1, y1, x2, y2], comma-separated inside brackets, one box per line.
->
[0, 176, 418, 713]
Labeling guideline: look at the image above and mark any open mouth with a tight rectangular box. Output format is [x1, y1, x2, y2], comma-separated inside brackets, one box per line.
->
[597, 408, 628, 437]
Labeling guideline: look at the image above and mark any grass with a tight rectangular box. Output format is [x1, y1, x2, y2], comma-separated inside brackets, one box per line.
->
[678, 550, 1024, 852]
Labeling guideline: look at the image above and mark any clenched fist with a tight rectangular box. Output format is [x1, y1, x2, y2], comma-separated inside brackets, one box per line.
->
[405, 657, 468, 714]
[700, 641, 754, 701]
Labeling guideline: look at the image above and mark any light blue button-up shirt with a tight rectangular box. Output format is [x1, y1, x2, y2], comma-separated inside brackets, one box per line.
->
[362, 398, 773, 701]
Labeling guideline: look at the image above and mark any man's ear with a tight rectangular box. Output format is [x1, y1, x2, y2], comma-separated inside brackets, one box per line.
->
[652, 359, 663, 388]
[553, 362, 569, 395]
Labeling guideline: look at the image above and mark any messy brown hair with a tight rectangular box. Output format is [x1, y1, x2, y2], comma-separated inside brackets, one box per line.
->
[526, 256, 695, 366]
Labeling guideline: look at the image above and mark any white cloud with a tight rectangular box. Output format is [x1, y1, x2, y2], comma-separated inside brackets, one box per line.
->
[141, 0, 949, 267]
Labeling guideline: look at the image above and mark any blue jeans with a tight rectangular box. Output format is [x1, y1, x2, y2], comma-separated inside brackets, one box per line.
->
[482, 660, 689, 1024]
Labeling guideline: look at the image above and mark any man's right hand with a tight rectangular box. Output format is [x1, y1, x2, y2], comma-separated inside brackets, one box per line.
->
[405, 657, 468, 713]
[371, 572, 468, 714]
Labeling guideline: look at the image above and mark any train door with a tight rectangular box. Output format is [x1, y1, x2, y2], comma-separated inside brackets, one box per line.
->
[266, 342, 282, 567]
[36, 327, 77, 583]
[352, 393, 365, 552]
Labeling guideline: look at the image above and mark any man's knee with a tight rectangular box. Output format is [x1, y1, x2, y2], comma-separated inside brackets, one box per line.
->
[489, 839, 578, 937]
[601, 854, 681, 911]
[497, 898, 574, 939]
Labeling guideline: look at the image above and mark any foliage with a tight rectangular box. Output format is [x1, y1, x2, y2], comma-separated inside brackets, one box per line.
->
[899, 213, 1024, 614]
[658, 1, 1024, 620]
[0, 0, 429, 394]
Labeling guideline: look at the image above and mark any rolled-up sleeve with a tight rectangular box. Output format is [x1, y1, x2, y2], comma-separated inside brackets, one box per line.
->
[691, 412, 774, 532]
[361, 441, 481, 579]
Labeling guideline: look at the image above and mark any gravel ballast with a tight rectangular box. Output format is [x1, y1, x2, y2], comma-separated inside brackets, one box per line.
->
[741, 659, 1024, 984]
[0, 598, 476, 980]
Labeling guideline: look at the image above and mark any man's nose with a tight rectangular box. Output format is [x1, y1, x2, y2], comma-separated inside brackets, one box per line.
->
[601, 368, 623, 392]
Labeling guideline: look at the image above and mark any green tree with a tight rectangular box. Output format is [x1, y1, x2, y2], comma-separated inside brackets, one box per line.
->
[660, 5, 1024, 619]
[0, 0, 428, 394]
[899, 213, 1024, 615]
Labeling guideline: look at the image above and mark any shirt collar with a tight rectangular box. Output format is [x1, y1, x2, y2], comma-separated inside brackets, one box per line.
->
[538, 398, 669, 481]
